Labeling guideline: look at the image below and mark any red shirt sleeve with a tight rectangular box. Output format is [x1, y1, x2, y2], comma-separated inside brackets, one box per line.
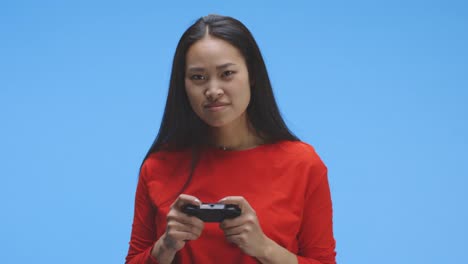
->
[296, 165, 336, 264]
[125, 163, 160, 264]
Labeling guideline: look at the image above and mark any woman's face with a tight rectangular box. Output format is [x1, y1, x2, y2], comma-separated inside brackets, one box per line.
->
[185, 36, 251, 128]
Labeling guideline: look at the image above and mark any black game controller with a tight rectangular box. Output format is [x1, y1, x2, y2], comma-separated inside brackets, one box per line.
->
[182, 203, 241, 222]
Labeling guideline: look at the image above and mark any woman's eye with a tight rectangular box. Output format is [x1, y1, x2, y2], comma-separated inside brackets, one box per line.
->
[222, 71, 235, 78]
[190, 75, 206, 81]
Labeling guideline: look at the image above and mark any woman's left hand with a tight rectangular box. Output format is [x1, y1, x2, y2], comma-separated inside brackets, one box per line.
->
[218, 196, 270, 258]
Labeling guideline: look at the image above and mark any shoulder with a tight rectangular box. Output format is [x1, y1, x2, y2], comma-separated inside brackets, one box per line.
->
[272, 140, 324, 162]
[258, 141, 329, 196]
[145, 149, 191, 162]
[140, 149, 192, 179]
[266, 140, 328, 175]
[275, 140, 318, 154]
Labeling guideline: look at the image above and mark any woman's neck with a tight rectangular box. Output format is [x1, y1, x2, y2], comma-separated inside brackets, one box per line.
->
[210, 118, 263, 151]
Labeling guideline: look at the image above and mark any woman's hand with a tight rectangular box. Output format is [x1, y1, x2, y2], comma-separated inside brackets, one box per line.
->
[218, 196, 270, 258]
[152, 194, 204, 263]
[164, 194, 205, 251]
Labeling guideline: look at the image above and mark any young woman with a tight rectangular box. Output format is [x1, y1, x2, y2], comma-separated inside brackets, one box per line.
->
[126, 14, 336, 264]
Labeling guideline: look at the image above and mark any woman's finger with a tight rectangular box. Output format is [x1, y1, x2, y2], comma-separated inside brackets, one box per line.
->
[167, 219, 204, 237]
[167, 208, 204, 227]
[218, 196, 254, 214]
[167, 227, 203, 241]
[220, 211, 258, 229]
[222, 224, 252, 237]
[172, 194, 202, 210]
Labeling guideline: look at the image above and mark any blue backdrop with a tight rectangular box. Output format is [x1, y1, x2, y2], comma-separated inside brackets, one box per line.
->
[1, 1, 467, 263]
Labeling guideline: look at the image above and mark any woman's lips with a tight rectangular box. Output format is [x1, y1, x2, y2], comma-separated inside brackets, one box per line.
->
[205, 103, 229, 112]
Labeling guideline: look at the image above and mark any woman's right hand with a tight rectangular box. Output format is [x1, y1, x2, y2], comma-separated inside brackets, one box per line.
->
[151, 194, 205, 263]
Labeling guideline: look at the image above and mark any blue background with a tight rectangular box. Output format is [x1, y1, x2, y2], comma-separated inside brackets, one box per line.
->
[1, 0, 467, 263]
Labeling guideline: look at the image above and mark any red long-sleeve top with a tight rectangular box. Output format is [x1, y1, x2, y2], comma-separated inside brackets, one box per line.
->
[126, 140, 336, 263]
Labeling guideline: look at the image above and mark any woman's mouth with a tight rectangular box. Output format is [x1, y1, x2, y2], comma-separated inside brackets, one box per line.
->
[205, 103, 229, 112]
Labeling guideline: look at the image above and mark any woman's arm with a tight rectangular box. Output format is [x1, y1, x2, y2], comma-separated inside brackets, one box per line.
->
[218, 165, 336, 264]
[125, 163, 204, 264]
[125, 168, 159, 264]
[256, 237, 298, 264]
[218, 197, 298, 264]
[150, 194, 205, 263]
[295, 169, 336, 264]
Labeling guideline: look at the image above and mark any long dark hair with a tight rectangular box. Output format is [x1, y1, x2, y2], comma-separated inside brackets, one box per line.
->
[141, 15, 299, 198]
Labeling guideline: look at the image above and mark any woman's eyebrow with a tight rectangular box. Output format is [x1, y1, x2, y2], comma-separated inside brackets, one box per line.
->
[216, 63, 236, 70]
[187, 66, 205, 73]
[187, 63, 236, 73]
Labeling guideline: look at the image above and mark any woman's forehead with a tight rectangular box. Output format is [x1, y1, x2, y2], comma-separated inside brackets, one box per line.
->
[185, 36, 245, 69]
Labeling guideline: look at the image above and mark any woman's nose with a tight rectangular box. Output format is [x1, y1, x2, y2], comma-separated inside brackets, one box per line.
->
[204, 81, 224, 101]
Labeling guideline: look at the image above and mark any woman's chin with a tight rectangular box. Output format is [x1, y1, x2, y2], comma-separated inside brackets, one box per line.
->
[206, 122, 228, 128]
